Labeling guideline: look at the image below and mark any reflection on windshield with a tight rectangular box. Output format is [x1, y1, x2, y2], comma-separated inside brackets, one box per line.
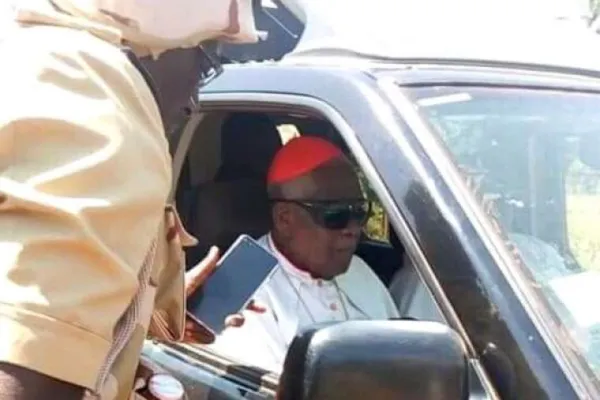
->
[408, 85, 600, 381]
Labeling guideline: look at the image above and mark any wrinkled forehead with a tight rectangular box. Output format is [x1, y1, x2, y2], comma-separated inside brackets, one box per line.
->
[278, 157, 363, 200]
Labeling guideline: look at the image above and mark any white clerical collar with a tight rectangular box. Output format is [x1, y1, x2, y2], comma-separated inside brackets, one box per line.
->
[267, 233, 325, 283]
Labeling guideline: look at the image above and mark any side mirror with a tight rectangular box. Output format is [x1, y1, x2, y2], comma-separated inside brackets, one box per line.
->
[278, 320, 469, 400]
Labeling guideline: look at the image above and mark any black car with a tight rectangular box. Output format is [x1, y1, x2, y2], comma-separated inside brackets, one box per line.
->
[143, 3, 600, 399]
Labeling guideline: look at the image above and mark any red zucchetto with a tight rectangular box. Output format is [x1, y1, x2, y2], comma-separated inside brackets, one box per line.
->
[266, 136, 343, 184]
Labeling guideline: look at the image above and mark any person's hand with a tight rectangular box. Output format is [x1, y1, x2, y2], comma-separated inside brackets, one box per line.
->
[184, 246, 221, 298]
[183, 246, 266, 342]
[223, 300, 267, 327]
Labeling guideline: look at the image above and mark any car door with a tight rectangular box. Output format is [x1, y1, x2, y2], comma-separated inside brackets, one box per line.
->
[154, 63, 505, 399]
[162, 62, 600, 400]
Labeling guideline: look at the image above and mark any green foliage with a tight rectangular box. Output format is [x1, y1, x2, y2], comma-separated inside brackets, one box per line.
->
[366, 202, 388, 242]
[568, 195, 600, 270]
[355, 168, 389, 242]
[564, 159, 600, 270]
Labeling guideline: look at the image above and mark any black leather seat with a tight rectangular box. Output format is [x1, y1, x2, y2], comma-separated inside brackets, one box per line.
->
[188, 113, 282, 264]
[214, 113, 283, 183]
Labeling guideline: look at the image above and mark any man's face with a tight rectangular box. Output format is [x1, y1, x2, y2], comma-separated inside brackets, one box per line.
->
[272, 157, 368, 279]
[139, 47, 208, 131]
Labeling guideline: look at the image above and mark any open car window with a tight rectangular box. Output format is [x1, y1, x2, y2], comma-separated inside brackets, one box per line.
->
[170, 106, 422, 382]
[406, 85, 600, 384]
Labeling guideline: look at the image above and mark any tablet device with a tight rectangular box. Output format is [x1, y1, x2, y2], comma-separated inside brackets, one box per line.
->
[187, 234, 279, 334]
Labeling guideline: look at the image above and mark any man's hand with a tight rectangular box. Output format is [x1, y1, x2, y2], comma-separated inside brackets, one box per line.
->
[183, 246, 266, 342]
[184, 246, 221, 298]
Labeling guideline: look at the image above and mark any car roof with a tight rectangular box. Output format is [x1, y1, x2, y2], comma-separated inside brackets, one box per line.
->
[272, 0, 600, 75]
[198, 61, 600, 98]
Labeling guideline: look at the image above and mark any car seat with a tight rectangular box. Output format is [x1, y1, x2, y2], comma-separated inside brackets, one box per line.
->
[187, 113, 283, 265]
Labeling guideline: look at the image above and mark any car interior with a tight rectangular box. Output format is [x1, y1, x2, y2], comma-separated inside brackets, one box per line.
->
[170, 108, 451, 397]
[175, 109, 409, 286]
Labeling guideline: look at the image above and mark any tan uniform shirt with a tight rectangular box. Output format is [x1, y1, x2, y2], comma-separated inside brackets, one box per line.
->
[0, 6, 187, 399]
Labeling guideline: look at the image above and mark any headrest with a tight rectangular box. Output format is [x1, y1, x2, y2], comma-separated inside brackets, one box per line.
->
[218, 113, 282, 181]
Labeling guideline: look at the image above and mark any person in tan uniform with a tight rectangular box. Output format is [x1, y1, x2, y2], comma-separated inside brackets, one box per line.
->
[0, 0, 259, 399]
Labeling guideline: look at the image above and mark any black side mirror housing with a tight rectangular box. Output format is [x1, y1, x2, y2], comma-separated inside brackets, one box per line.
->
[278, 320, 469, 400]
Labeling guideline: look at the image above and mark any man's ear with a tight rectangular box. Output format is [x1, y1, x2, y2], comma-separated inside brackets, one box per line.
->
[272, 203, 293, 236]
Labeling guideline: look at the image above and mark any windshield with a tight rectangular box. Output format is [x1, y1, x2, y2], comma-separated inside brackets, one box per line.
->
[406, 84, 600, 383]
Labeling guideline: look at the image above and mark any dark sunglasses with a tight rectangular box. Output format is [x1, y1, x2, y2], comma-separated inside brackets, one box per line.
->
[270, 198, 371, 230]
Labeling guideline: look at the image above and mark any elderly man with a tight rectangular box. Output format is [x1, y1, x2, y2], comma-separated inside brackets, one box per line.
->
[212, 136, 399, 371]
[0, 1, 258, 399]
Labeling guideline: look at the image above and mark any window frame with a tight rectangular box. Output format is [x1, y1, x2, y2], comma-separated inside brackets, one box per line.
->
[166, 92, 480, 397]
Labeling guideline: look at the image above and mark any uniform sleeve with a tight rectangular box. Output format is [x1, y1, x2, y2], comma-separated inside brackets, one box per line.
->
[0, 27, 170, 390]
